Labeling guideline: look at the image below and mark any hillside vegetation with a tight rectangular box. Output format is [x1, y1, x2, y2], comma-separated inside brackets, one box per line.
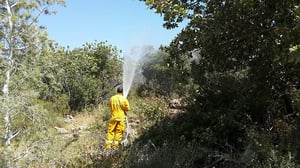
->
[1, 0, 300, 167]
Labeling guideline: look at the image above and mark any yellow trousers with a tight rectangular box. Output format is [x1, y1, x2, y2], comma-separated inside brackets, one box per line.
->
[105, 119, 125, 149]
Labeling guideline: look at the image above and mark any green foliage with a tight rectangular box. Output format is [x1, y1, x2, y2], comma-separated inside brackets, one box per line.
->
[136, 97, 166, 122]
[137, 49, 194, 97]
[1, 0, 300, 167]
[39, 41, 122, 111]
[141, 0, 300, 166]
[0, 0, 66, 157]
[138, 50, 172, 96]
[135, 97, 167, 123]
[142, 0, 188, 29]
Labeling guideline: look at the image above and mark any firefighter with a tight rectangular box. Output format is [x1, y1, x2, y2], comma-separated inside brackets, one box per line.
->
[105, 86, 130, 149]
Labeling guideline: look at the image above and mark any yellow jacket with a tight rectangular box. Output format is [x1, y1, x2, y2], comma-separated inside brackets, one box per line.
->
[109, 93, 130, 121]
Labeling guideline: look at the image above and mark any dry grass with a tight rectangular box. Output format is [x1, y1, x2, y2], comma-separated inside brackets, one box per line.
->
[3, 98, 165, 167]
[63, 112, 99, 131]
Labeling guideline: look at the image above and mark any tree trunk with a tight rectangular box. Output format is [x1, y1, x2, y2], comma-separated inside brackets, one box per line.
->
[3, 0, 14, 146]
[2, 70, 12, 168]
[3, 71, 12, 147]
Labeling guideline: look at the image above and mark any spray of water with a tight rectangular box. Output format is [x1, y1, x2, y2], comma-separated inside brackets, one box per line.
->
[122, 46, 153, 98]
[122, 56, 136, 98]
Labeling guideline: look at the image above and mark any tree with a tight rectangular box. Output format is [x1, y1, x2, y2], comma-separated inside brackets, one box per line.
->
[138, 49, 190, 97]
[40, 41, 122, 111]
[0, 0, 65, 147]
[141, 0, 300, 165]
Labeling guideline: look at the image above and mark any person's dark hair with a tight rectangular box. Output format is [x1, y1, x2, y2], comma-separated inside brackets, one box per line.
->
[117, 86, 123, 93]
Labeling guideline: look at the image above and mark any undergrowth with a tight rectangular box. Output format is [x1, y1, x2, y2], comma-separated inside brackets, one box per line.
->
[1, 96, 299, 168]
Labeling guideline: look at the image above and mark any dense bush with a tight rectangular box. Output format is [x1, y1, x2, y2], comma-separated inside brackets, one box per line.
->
[39, 41, 122, 111]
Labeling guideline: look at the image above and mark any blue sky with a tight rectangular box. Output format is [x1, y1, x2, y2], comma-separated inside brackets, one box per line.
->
[39, 0, 186, 55]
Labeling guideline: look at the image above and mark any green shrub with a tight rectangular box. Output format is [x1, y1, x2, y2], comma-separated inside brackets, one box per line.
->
[133, 97, 168, 123]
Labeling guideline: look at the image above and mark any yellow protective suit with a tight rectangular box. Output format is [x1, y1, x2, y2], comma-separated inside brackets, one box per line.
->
[105, 93, 130, 149]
